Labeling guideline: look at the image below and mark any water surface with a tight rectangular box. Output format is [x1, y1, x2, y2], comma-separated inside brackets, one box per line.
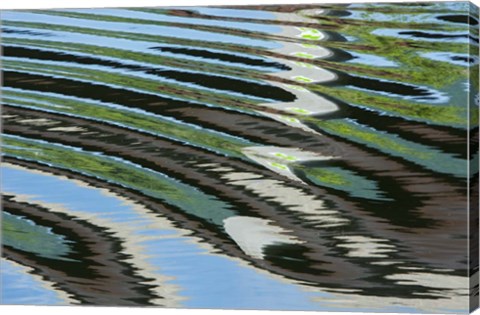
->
[1, 1, 478, 313]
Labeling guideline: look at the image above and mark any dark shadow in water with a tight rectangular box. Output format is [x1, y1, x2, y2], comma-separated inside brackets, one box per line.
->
[3, 69, 199, 107]
[318, 47, 354, 63]
[325, 10, 352, 18]
[151, 45, 291, 71]
[437, 14, 479, 25]
[262, 243, 331, 276]
[451, 55, 478, 65]
[2, 28, 54, 37]
[313, 69, 445, 106]
[148, 69, 296, 102]
[399, 30, 477, 42]
[322, 30, 350, 42]
[329, 71, 438, 99]
[3, 46, 296, 102]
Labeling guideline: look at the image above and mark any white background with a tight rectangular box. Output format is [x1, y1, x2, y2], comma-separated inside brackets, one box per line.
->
[0, 0, 479, 315]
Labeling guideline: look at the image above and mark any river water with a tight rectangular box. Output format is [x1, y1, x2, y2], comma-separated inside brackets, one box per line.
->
[0, 1, 479, 313]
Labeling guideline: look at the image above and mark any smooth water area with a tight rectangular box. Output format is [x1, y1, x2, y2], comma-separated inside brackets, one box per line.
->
[1, 258, 71, 305]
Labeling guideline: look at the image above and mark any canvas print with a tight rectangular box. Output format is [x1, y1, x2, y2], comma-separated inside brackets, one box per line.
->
[0, 0, 479, 313]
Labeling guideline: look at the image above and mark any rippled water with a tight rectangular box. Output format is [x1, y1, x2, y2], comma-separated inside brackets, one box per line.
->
[0, 1, 479, 313]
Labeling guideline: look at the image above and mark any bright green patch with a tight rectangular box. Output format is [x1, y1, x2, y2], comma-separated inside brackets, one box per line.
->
[273, 152, 297, 161]
[287, 107, 311, 115]
[292, 52, 317, 59]
[293, 76, 314, 83]
[270, 162, 288, 171]
[297, 165, 389, 201]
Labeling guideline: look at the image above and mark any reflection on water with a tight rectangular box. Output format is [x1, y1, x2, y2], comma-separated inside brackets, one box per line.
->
[0, 1, 478, 313]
